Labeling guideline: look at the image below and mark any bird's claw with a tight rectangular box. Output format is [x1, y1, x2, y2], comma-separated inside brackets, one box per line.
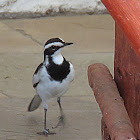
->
[37, 129, 56, 136]
[43, 129, 49, 134]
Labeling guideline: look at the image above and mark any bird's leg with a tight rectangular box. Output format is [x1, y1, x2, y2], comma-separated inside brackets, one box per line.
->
[57, 97, 65, 120]
[52, 97, 66, 129]
[37, 108, 49, 135]
[37, 108, 56, 135]
[43, 108, 49, 134]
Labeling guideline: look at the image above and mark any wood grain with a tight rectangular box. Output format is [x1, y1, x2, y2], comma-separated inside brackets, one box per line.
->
[115, 23, 140, 138]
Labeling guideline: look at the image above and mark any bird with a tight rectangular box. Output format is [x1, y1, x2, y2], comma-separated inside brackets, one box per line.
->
[27, 37, 74, 135]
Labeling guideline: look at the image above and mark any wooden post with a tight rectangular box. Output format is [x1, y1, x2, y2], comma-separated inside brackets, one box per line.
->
[115, 23, 140, 138]
[101, 0, 140, 138]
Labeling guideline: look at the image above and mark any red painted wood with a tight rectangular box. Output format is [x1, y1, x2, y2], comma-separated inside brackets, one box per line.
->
[101, 0, 140, 58]
[88, 63, 136, 140]
[115, 23, 140, 138]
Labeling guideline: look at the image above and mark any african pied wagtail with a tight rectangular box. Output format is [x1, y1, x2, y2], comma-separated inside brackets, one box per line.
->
[28, 38, 74, 135]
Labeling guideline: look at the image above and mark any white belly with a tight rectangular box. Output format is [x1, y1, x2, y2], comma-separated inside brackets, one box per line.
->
[37, 79, 69, 99]
[36, 64, 74, 100]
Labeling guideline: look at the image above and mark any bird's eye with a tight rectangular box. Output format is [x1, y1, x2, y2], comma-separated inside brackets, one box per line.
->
[51, 45, 56, 50]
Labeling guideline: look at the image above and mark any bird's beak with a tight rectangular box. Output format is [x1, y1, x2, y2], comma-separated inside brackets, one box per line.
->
[63, 42, 73, 47]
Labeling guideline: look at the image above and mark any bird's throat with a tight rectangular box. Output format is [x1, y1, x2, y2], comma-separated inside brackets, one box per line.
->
[45, 54, 64, 66]
[52, 54, 64, 65]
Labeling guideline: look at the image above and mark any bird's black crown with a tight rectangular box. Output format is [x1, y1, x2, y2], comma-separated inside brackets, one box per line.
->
[45, 38, 64, 46]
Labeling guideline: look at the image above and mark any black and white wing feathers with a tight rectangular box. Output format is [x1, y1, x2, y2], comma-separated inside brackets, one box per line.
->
[32, 63, 43, 88]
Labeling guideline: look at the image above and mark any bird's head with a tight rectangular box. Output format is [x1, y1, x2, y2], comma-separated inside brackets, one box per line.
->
[44, 38, 73, 57]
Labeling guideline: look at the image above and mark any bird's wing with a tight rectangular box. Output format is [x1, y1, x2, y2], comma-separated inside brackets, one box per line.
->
[32, 63, 43, 88]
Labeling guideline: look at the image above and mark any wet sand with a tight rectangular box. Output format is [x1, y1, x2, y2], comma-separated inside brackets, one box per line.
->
[0, 15, 114, 140]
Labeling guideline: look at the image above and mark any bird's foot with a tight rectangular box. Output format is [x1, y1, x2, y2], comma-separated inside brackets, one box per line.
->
[37, 129, 56, 136]
[59, 114, 66, 123]
[52, 114, 66, 129]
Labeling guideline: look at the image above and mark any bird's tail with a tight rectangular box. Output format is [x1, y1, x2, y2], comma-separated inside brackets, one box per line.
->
[28, 95, 42, 112]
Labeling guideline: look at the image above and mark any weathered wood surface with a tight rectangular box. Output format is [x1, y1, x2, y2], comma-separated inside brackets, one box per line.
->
[115, 23, 140, 138]
[102, 0, 140, 57]
[88, 63, 136, 140]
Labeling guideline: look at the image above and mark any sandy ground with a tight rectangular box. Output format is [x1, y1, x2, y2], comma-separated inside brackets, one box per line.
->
[0, 15, 114, 140]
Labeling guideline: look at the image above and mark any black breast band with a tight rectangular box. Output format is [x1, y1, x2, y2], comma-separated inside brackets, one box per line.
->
[46, 57, 70, 82]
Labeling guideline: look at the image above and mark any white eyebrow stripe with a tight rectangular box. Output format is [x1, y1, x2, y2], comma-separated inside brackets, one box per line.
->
[59, 38, 64, 42]
[44, 42, 63, 49]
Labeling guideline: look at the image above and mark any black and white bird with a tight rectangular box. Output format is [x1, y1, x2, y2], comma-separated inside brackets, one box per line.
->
[28, 38, 74, 135]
